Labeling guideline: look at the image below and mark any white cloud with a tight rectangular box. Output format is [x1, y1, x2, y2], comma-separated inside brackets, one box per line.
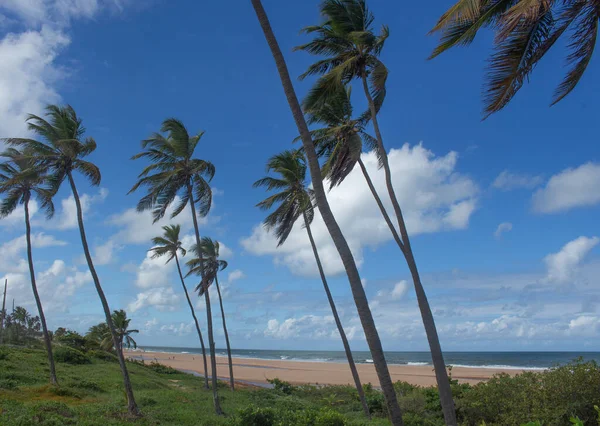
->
[532, 163, 600, 213]
[127, 287, 180, 313]
[226, 269, 245, 284]
[492, 170, 543, 191]
[93, 239, 121, 265]
[0, 26, 68, 142]
[264, 315, 336, 340]
[41, 188, 108, 230]
[108, 196, 211, 245]
[242, 144, 478, 277]
[0, 200, 39, 229]
[135, 250, 175, 289]
[160, 321, 194, 336]
[494, 222, 513, 238]
[391, 280, 408, 300]
[0, 232, 67, 273]
[544, 236, 599, 284]
[218, 242, 233, 259]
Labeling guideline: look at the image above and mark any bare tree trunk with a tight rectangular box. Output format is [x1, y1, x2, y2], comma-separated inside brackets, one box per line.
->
[187, 183, 223, 415]
[250, 2, 403, 424]
[67, 172, 140, 417]
[361, 75, 457, 426]
[24, 197, 58, 386]
[303, 211, 370, 419]
[214, 275, 234, 391]
[175, 254, 209, 389]
[0, 279, 7, 344]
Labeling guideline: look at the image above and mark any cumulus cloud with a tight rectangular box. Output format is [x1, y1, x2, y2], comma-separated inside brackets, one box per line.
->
[127, 287, 180, 313]
[241, 144, 478, 277]
[264, 315, 336, 340]
[391, 281, 408, 300]
[160, 321, 194, 336]
[0, 232, 66, 273]
[93, 239, 121, 265]
[544, 236, 599, 284]
[532, 163, 600, 213]
[39, 188, 108, 230]
[134, 250, 176, 289]
[492, 170, 543, 191]
[494, 222, 513, 238]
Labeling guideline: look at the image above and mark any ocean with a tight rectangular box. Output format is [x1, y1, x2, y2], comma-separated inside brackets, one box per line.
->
[137, 346, 600, 370]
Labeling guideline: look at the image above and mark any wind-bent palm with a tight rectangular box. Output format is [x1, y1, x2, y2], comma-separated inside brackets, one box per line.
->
[108, 310, 139, 353]
[187, 237, 235, 391]
[0, 150, 57, 385]
[298, 2, 456, 424]
[130, 118, 222, 415]
[253, 150, 370, 418]
[149, 224, 210, 389]
[3, 106, 140, 415]
[430, 0, 599, 116]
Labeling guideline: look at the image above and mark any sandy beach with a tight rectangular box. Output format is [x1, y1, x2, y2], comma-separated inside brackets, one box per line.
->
[125, 350, 526, 387]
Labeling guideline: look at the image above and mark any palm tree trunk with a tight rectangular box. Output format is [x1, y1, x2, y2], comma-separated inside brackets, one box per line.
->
[214, 275, 234, 391]
[24, 197, 58, 386]
[175, 254, 209, 389]
[303, 211, 370, 419]
[0, 279, 6, 344]
[250, 2, 403, 424]
[187, 183, 223, 415]
[67, 172, 140, 417]
[361, 75, 457, 426]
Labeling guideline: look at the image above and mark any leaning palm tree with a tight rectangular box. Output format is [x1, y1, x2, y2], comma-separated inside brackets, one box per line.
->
[129, 118, 222, 415]
[149, 224, 209, 389]
[430, 0, 599, 116]
[0, 149, 57, 385]
[295, 2, 456, 423]
[186, 238, 235, 391]
[3, 105, 140, 415]
[253, 149, 370, 419]
[103, 310, 139, 356]
[251, 1, 404, 424]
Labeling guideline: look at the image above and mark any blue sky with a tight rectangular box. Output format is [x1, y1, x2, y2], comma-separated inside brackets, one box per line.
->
[0, 0, 598, 352]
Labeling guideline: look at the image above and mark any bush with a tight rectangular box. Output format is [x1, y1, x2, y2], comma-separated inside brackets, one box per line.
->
[237, 405, 276, 426]
[314, 408, 346, 426]
[70, 379, 103, 392]
[267, 377, 295, 395]
[0, 350, 9, 360]
[0, 378, 18, 389]
[88, 350, 117, 362]
[53, 346, 90, 365]
[147, 361, 179, 374]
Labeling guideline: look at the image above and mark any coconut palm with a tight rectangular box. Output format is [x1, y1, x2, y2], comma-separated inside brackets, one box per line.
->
[0, 148, 57, 385]
[186, 237, 235, 391]
[296, 2, 456, 423]
[3, 105, 140, 416]
[253, 149, 370, 418]
[430, 0, 599, 116]
[86, 322, 110, 349]
[251, 1, 403, 423]
[149, 224, 209, 389]
[104, 310, 139, 355]
[129, 118, 222, 415]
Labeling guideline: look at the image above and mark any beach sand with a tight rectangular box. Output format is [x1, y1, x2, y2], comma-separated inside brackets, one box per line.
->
[125, 350, 526, 387]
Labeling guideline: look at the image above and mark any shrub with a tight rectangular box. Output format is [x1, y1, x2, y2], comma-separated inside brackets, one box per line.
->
[147, 361, 179, 374]
[267, 377, 295, 395]
[0, 350, 9, 360]
[237, 405, 276, 426]
[53, 346, 91, 365]
[314, 408, 346, 426]
[0, 378, 18, 389]
[70, 379, 103, 392]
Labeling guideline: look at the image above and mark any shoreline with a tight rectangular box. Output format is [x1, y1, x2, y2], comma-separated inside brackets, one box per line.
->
[126, 350, 531, 387]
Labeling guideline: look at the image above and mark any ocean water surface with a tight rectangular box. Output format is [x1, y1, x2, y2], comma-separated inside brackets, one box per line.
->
[137, 346, 600, 370]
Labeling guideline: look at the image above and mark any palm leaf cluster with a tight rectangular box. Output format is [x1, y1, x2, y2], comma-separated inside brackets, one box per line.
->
[430, 0, 600, 115]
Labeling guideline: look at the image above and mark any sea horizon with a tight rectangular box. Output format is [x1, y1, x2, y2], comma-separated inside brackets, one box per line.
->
[135, 346, 600, 370]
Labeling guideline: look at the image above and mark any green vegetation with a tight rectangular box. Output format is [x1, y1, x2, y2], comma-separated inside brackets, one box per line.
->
[1, 347, 600, 425]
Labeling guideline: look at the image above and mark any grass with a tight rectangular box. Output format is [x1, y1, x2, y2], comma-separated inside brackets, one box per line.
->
[0, 346, 384, 426]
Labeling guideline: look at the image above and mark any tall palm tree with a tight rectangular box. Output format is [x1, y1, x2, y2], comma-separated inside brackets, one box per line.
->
[250, 1, 404, 423]
[187, 238, 235, 391]
[0, 148, 57, 385]
[253, 150, 370, 419]
[296, 2, 457, 424]
[149, 224, 209, 389]
[430, 0, 600, 116]
[129, 118, 222, 415]
[3, 105, 140, 416]
[105, 310, 139, 355]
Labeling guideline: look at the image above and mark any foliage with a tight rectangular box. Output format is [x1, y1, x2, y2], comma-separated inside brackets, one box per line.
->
[1, 306, 43, 346]
[237, 405, 276, 425]
[88, 350, 118, 363]
[267, 378, 295, 395]
[53, 347, 91, 365]
[54, 329, 87, 351]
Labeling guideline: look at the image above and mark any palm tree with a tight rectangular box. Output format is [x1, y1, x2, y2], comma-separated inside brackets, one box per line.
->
[430, 0, 599, 116]
[253, 149, 371, 418]
[149, 224, 210, 389]
[3, 105, 140, 416]
[0, 148, 57, 385]
[86, 322, 110, 349]
[187, 237, 235, 391]
[129, 118, 222, 415]
[250, 1, 404, 424]
[296, 2, 456, 423]
[107, 310, 139, 355]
